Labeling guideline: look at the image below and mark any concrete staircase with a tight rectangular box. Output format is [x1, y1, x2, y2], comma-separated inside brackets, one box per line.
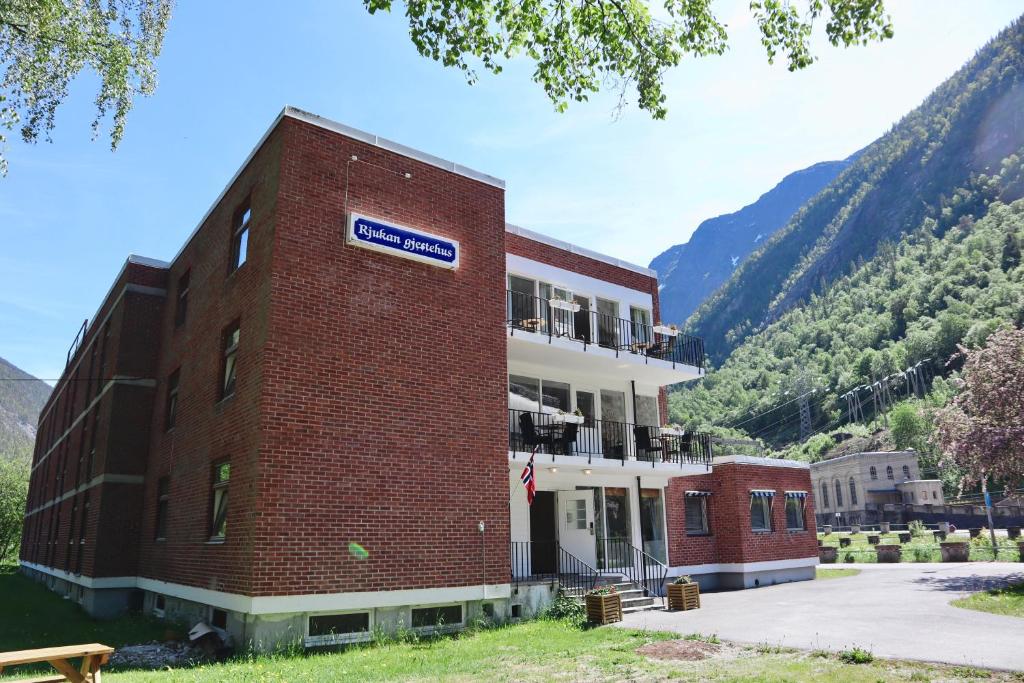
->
[564, 574, 665, 614]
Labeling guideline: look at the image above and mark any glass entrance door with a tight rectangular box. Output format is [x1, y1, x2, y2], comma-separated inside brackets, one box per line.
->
[639, 488, 667, 564]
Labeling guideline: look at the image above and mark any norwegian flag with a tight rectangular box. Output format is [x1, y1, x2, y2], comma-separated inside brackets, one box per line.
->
[520, 449, 537, 506]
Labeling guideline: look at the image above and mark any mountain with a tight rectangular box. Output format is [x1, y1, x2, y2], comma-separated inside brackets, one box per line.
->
[0, 357, 51, 462]
[689, 15, 1024, 365]
[651, 158, 853, 324]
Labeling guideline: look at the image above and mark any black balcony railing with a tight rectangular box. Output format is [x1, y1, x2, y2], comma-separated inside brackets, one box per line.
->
[597, 537, 669, 603]
[511, 540, 599, 595]
[509, 409, 713, 468]
[506, 290, 705, 370]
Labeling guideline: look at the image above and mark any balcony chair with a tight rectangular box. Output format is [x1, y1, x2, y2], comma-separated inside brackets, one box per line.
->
[519, 412, 555, 451]
[634, 426, 664, 462]
[557, 422, 578, 455]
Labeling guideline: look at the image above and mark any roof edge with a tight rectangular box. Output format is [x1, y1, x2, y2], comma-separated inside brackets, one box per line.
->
[505, 223, 657, 279]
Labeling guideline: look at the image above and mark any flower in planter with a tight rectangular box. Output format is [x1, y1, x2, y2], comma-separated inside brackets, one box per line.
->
[672, 575, 694, 585]
[587, 585, 617, 596]
[573, 408, 584, 417]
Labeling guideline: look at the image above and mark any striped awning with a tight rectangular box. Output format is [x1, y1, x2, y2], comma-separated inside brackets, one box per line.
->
[750, 489, 775, 498]
[685, 490, 712, 497]
[785, 491, 808, 499]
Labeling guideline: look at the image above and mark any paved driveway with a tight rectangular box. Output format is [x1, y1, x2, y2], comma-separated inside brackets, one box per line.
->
[617, 563, 1024, 671]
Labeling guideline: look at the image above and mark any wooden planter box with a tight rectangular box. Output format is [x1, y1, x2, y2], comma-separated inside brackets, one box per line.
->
[667, 583, 701, 611]
[940, 542, 970, 562]
[875, 544, 902, 563]
[586, 593, 623, 624]
[819, 547, 838, 564]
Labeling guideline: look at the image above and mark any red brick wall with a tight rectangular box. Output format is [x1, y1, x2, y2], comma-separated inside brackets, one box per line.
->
[134, 126, 283, 596]
[667, 462, 817, 567]
[247, 116, 509, 596]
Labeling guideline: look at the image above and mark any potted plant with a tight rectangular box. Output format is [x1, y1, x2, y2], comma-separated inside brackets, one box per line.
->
[667, 575, 701, 611]
[548, 297, 581, 312]
[553, 409, 584, 425]
[879, 522, 891, 533]
[585, 585, 622, 624]
[653, 321, 679, 337]
[660, 423, 685, 436]
[850, 524, 861, 534]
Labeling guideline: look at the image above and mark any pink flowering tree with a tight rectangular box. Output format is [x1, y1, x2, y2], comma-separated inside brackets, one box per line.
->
[934, 326, 1024, 491]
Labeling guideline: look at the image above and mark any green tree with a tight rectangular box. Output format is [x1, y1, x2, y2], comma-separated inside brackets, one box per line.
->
[0, 458, 29, 565]
[0, 0, 173, 175]
[889, 401, 927, 451]
[365, 0, 892, 119]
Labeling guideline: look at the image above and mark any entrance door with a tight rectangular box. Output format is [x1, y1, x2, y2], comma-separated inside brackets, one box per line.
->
[557, 491, 596, 567]
[529, 491, 557, 575]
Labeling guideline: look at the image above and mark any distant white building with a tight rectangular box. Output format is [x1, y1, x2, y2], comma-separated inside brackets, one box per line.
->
[810, 451, 944, 525]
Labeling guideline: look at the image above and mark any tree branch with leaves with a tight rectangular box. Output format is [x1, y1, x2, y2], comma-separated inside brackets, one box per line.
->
[0, 0, 173, 175]
[364, 0, 893, 119]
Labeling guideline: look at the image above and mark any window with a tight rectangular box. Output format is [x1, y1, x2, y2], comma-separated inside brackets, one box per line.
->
[541, 379, 570, 412]
[630, 306, 652, 345]
[210, 462, 230, 540]
[635, 395, 660, 427]
[869, 466, 877, 480]
[412, 605, 463, 629]
[834, 479, 843, 507]
[750, 494, 772, 532]
[307, 613, 370, 644]
[932, 490, 937, 500]
[230, 201, 251, 272]
[155, 477, 169, 540]
[154, 594, 166, 617]
[174, 270, 190, 327]
[685, 494, 710, 535]
[785, 496, 806, 530]
[902, 465, 911, 479]
[211, 608, 227, 630]
[886, 466, 894, 480]
[220, 322, 240, 399]
[165, 369, 180, 430]
[820, 481, 829, 509]
[848, 478, 858, 506]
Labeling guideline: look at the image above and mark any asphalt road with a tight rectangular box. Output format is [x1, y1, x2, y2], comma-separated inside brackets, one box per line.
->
[617, 563, 1024, 671]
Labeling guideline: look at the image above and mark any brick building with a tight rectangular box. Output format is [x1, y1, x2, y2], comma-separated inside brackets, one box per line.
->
[21, 107, 816, 648]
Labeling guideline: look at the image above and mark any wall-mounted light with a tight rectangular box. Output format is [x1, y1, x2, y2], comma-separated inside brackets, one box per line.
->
[549, 467, 558, 473]
[583, 469, 592, 475]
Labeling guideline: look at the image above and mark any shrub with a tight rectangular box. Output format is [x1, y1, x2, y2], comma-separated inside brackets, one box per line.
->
[911, 546, 933, 563]
[908, 520, 926, 538]
[544, 590, 585, 626]
[839, 647, 874, 664]
[672, 575, 695, 585]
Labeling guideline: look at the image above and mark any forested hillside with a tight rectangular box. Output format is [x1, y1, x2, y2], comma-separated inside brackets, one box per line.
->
[670, 175, 1024, 448]
[650, 158, 852, 324]
[688, 16, 1024, 365]
[0, 357, 50, 461]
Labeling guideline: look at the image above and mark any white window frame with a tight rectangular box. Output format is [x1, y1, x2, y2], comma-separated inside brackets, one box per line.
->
[304, 609, 374, 647]
[410, 602, 465, 634]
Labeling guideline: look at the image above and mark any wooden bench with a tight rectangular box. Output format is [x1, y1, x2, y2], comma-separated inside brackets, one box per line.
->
[0, 643, 114, 683]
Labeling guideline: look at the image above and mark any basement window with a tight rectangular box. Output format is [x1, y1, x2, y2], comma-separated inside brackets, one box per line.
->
[306, 612, 371, 646]
[412, 604, 463, 630]
[211, 608, 228, 630]
[154, 594, 166, 617]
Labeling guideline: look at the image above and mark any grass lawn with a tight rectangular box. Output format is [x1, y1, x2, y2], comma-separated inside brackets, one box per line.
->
[2, 563, 1022, 682]
[815, 568, 860, 580]
[952, 582, 1024, 619]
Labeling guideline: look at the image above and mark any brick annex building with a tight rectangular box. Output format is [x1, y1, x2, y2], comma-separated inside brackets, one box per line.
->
[21, 108, 817, 647]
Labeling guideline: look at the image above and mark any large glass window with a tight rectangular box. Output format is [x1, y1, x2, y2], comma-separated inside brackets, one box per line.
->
[509, 375, 541, 413]
[785, 496, 806, 530]
[600, 390, 627, 458]
[849, 478, 858, 505]
[639, 488, 666, 563]
[602, 487, 632, 568]
[750, 495, 772, 532]
[635, 395, 660, 426]
[834, 479, 843, 507]
[630, 306, 652, 346]
[685, 495, 710, 534]
[596, 298, 619, 348]
[541, 380, 570, 413]
[819, 480, 829, 509]
[575, 391, 595, 427]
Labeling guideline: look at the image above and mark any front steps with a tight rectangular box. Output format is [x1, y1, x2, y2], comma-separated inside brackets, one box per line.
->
[563, 574, 665, 614]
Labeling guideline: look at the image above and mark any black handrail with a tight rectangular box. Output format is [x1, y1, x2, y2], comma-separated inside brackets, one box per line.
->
[509, 409, 713, 468]
[597, 536, 669, 604]
[510, 540, 599, 595]
[506, 289, 705, 370]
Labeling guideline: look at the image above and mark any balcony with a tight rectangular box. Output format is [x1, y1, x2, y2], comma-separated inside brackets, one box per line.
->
[509, 409, 713, 473]
[506, 290, 704, 385]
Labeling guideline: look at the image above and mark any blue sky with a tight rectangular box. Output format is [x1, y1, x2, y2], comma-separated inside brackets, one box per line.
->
[1, 1, 1021, 382]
